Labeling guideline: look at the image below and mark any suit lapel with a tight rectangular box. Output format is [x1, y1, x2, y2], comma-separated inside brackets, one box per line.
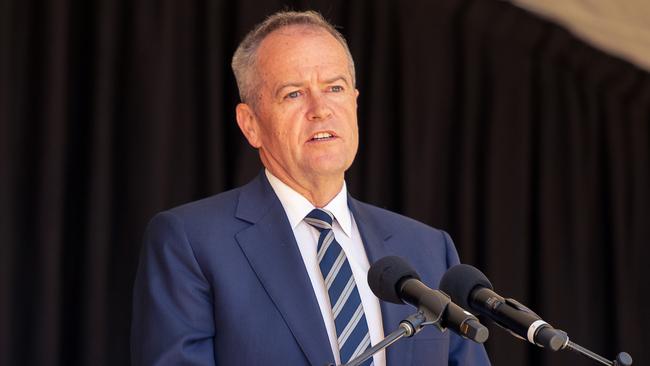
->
[349, 198, 415, 366]
[235, 173, 334, 366]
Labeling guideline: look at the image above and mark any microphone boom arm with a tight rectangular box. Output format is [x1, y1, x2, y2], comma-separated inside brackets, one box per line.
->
[342, 297, 483, 366]
[340, 312, 427, 366]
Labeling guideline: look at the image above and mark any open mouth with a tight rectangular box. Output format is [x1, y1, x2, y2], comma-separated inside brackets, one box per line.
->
[309, 132, 335, 141]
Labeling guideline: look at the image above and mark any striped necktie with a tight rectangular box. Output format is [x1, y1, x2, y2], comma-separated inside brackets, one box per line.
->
[305, 208, 372, 366]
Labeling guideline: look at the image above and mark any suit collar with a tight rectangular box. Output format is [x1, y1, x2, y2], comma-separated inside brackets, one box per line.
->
[235, 171, 276, 224]
[347, 196, 392, 264]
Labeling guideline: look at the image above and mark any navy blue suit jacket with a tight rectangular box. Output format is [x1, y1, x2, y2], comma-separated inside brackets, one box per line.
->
[132, 172, 490, 365]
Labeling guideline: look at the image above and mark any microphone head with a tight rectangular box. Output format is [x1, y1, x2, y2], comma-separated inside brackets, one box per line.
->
[367, 256, 421, 304]
[439, 264, 493, 311]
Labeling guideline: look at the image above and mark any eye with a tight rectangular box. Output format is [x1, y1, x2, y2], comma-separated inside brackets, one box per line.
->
[284, 90, 301, 99]
[330, 85, 344, 92]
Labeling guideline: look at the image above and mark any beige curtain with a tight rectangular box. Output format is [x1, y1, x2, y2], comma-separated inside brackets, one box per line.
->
[511, 0, 650, 71]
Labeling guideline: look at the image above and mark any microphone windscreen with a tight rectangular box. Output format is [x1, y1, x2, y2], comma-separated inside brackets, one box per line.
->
[367, 256, 421, 304]
[439, 264, 493, 310]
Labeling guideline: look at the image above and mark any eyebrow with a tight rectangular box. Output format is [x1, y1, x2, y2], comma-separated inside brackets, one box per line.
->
[322, 75, 350, 86]
[274, 75, 351, 97]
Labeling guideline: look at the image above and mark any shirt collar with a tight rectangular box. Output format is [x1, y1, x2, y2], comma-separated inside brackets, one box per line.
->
[265, 169, 352, 238]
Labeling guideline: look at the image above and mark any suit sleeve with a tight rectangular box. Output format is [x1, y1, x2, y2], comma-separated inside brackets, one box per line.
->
[441, 230, 492, 366]
[131, 211, 215, 365]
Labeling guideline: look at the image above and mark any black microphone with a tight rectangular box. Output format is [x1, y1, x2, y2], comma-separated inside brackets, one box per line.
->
[367, 256, 489, 343]
[439, 264, 568, 351]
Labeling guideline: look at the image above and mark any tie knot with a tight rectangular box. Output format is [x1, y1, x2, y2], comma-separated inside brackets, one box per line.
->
[304, 208, 334, 230]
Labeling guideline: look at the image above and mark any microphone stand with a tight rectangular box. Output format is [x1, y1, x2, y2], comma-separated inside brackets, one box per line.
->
[492, 298, 633, 365]
[558, 335, 633, 366]
[340, 312, 424, 366]
[340, 302, 450, 366]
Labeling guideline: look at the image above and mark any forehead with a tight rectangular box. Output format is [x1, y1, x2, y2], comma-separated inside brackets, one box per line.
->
[255, 25, 351, 81]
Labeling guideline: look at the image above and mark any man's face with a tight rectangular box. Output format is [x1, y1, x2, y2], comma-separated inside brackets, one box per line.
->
[237, 26, 359, 187]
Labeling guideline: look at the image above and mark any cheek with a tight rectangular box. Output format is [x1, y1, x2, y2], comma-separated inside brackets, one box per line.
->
[277, 111, 304, 142]
[345, 109, 359, 135]
[257, 110, 295, 147]
[267, 120, 300, 151]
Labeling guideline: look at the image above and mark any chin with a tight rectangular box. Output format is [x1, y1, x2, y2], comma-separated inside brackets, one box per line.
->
[304, 153, 354, 176]
[306, 163, 347, 177]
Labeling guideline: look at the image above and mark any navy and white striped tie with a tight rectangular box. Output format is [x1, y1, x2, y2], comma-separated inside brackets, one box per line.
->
[305, 208, 372, 366]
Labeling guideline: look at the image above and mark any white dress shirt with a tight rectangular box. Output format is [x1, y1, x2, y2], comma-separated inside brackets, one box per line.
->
[265, 170, 386, 366]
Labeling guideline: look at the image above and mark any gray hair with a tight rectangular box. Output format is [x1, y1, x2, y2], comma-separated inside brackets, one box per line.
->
[231, 10, 356, 104]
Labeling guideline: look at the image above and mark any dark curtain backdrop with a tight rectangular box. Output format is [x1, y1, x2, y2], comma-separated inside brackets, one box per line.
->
[1, 0, 648, 365]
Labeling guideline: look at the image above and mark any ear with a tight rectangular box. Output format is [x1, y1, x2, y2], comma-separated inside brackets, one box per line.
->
[236, 103, 262, 148]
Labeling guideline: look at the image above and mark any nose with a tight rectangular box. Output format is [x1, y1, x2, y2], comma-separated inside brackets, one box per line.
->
[306, 92, 332, 121]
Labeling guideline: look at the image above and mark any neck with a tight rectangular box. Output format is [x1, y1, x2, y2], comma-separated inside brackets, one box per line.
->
[264, 167, 344, 208]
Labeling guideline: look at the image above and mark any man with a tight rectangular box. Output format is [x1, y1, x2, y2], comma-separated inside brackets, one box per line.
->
[132, 10, 490, 366]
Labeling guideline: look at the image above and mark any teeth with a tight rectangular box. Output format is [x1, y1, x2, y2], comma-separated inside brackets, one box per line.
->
[312, 132, 333, 140]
